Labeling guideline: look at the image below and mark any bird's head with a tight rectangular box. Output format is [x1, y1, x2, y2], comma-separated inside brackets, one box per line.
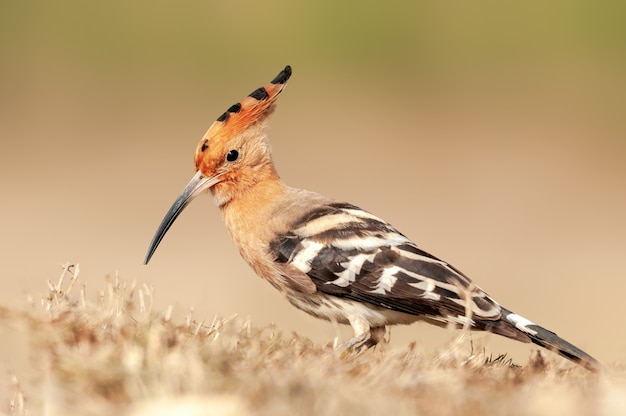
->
[144, 65, 292, 264]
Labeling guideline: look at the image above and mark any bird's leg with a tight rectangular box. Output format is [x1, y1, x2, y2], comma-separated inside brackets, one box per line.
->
[338, 317, 387, 353]
[369, 326, 387, 347]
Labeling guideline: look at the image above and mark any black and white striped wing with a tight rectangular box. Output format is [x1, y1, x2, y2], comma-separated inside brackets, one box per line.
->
[270, 203, 502, 324]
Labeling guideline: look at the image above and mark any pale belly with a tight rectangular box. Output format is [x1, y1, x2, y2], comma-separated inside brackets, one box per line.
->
[284, 291, 422, 328]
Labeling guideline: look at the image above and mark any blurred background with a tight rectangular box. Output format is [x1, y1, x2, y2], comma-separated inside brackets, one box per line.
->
[1, 0, 625, 378]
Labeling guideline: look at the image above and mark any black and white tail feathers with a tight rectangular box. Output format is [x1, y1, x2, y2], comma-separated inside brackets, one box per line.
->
[486, 307, 601, 372]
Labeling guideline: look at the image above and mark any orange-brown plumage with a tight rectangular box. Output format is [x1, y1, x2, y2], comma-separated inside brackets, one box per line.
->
[145, 65, 601, 372]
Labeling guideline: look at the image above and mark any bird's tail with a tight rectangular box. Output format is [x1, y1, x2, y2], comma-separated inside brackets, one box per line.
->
[488, 307, 602, 372]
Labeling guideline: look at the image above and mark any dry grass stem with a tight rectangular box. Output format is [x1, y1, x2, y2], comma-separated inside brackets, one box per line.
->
[0, 269, 624, 415]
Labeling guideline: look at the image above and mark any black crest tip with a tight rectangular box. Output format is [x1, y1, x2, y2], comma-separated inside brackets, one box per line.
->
[271, 65, 292, 85]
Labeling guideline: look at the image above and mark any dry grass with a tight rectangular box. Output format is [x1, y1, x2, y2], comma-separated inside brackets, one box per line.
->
[2, 264, 625, 416]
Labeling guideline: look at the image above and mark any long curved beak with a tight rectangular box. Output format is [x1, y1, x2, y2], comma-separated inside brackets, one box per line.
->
[144, 170, 221, 265]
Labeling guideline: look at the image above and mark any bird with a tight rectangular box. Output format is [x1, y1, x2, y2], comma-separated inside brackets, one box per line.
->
[144, 65, 601, 372]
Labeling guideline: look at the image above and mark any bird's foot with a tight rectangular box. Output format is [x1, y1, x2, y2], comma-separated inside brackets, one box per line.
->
[336, 326, 386, 356]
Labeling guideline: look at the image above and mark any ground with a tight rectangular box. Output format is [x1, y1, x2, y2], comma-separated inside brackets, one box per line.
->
[1, 266, 625, 416]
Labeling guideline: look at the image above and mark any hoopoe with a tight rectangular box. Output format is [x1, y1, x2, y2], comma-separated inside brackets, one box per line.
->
[145, 65, 601, 372]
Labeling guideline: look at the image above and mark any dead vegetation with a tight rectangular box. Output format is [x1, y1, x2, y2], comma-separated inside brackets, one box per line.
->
[2, 264, 625, 416]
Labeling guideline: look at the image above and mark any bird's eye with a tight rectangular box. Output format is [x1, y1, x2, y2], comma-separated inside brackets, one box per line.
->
[226, 150, 239, 162]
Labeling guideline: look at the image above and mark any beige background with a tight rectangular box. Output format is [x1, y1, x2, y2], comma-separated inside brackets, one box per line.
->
[1, 2, 625, 379]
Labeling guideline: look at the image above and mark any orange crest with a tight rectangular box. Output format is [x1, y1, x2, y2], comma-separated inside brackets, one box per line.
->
[195, 66, 292, 166]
